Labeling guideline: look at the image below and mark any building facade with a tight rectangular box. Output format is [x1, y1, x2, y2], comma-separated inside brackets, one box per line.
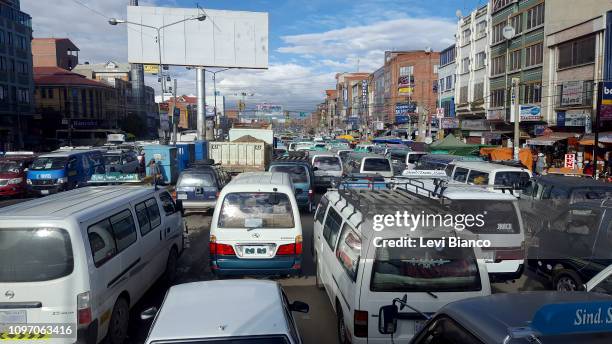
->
[324, 89, 337, 132]
[335, 72, 370, 132]
[438, 44, 457, 120]
[542, 0, 609, 137]
[0, 0, 33, 150]
[488, 0, 545, 144]
[371, 66, 386, 127]
[32, 38, 79, 71]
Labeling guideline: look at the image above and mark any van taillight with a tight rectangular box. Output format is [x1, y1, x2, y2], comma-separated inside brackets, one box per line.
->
[308, 189, 314, 200]
[354, 310, 368, 337]
[77, 291, 92, 325]
[495, 247, 525, 261]
[209, 237, 235, 255]
[277, 235, 303, 255]
[295, 235, 303, 255]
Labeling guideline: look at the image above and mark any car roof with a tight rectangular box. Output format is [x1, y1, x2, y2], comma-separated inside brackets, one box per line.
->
[0, 155, 36, 161]
[422, 154, 482, 162]
[148, 280, 288, 341]
[230, 171, 292, 187]
[441, 185, 517, 200]
[0, 186, 156, 220]
[440, 291, 612, 343]
[535, 174, 612, 188]
[39, 149, 101, 158]
[452, 161, 531, 173]
[348, 152, 388, 159]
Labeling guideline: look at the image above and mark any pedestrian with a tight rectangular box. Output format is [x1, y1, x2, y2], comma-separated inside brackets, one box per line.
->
[583, 160, 594, 176]
[148, 159, 162, 185]
[535, 153, 546, 175]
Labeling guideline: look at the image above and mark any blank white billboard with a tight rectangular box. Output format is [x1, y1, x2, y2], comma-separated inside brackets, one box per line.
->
[127, 6, 268, 69]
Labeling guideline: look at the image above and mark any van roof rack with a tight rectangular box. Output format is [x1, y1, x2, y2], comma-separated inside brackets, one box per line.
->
[388, 175, 519, 201]
[272, 155, 310, 163]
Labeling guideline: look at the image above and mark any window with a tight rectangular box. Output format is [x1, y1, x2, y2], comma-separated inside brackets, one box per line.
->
[313, 156, 341, 171]
[475, 20, 487, 38]
[88, 219, 117, 267]
[509, 50, 521, 71]
[491, 89, 506, 107]
[0, 56, 6, 71]
[17, 62, 27, 74]
[526, 3, 545, 30]
[462, 28, 471, 45]
[217, 193, 295, 229]
[135, 198, 161, 236]
[433, 64, 439, 74]
[270, 165, 309, 184]
[399, 65, 414, 77]
[17, 88, 30, 104]
[109, 210, 137, 252]
[453, 167, 469, 182]
[475, 51, 486, 69]
[524, 82, 542, 103]
[323, 207, 342, 249]
[363, 158, 391, 172]
[492, 22, 505, 44]
[493, 0, 513, 12]
[7, 32, 12, 46]
[159, 192, 176, 215]
[0, 30, 4, 45]
[459, 86, 468, 104]
[473, 82, 484, 101]
[510, 14, 522, 34]
[558, 35, 596, 69]
[525, 43, 543, 67]
[16, 35, 26, 49]
[467, 171, 489, 185]
[412, 316, 485, 344]
[491, 55, 506, 75]
[40, 87, 46, 99]
[445, 75, 453, 90]
[494, 172, 531, 188]
[335, 223, 361, 281]
[0, 86, 7, 102]
[461, 57, 469, 74]
[439, 78, 445, 92]
[0, 228, 73, 282]
[315, 196, 329, 224]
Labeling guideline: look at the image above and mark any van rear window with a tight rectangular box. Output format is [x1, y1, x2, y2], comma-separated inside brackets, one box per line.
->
[0, 228, 73, 282]
[270, 165, 309, 183]
[313, 156, 341, 171]
[363, 158, 391, 172]
[218, 193, 295, 229]
[371, 240, 481, 292]
[178, 172, 215, 187]
[448, 200, 520, 234]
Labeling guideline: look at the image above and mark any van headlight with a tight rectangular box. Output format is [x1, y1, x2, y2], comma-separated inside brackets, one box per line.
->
[57, 177, 68, 184]
[26, 178, 32, 185]
[8, 177, 22, 184]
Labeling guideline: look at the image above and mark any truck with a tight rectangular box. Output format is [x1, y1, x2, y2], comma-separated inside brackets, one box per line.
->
[228, 125, 275, 147]
[208, 139, 271, 174]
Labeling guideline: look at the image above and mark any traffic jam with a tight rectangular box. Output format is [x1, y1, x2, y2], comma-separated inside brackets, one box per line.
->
[0, 127, 611, 344]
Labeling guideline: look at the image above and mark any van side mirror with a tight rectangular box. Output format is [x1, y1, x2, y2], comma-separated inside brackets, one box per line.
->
[379, 304, 398, 334]
[289, 301, 309, 313]
[140, 307, 158, 320]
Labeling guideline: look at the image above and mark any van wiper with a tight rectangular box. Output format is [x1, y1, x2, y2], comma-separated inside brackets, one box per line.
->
[425, 291, 438, 299]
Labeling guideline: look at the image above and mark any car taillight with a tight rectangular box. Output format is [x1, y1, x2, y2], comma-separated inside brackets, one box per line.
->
[77, 291, 92, 325]
[308, 189, 314, 200]
[295, 235, 303, 255]
[209, 235, 235, 255]
[171, 191, 177, 200]
[276, 243, 296, 255]
[495, 247, 525, 261]
[354, 310, 368, 337]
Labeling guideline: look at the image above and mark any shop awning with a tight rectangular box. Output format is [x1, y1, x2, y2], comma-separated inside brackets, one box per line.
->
[578, 132, 612, 145]
[526, 132, 579, 146]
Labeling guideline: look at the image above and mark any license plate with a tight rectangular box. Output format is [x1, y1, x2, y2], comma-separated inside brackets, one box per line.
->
[177, 194, 187, 200]
[414, 320, 426, 333]
[243, 246, 267, 256]
[0, 310, 27, 323]
[40, 190, 49, 195]
[482, 251, 495, 262]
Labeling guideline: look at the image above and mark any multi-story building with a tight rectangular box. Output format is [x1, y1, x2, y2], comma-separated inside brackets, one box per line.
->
[371, 66, 386, 128]
[381, 50, 439, 133]
[488, 0, 545, 144]
[438, 45, 457, 128]
[455, 4, 493, 143]
[0, 0, 34, 150]
[32, 38, 79, 70]
[335, 72, 370, 132]
[164, 95, 197, 130]
[144, 85, 158, 137]
[542, 0, 610, 137]
[324, 89, 337, 132]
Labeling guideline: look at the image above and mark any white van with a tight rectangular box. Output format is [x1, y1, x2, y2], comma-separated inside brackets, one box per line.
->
[311, 154, 343, 188]
[404, 151, 428, 170]
[209, 172, 303, 277]
[313, 189, 491, 343]
[446, 161, 532, 192]
[0, 186, 185, 344]
[343, 152, 394, 178]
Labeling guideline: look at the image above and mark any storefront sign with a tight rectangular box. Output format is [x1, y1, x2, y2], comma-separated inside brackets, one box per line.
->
[361, 80, 368, 109]
[143, 64, 160, 74]
[483, 132, 502, 140]
[600, 82, 612, 121]
[461, 119, 489, 131]
[436, 108, 444, 118]
[557, 110, 590, 127]
[561, 81, 584, 106]
[487, 109, 505, 121]
[440, 117, 460, 129]
[395, 115, 410, 124]
[398, 87, 413, 95]
[398, 76, 412, 87]
[515, 105, 542, 122]
[71, 119, 99, 129]
[564, 153, 576, 169]
[395, 102, 416, 115]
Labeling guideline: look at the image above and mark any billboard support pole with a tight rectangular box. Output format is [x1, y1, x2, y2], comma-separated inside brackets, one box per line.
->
[196, 67, 206, 141]
[594, 81, 602, 180]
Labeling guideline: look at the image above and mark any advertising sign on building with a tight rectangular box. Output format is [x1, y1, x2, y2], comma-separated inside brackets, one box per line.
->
[143, 64, 160, 74]
[512, 105, 542, 122]
[600, 82, 612, 121]
[361, 80, 368, 109]
[564, 153, 576, 169]
[395, 102, 416, 115]
[440, 117, 460, 129]
[561, 81, 584, 106]
[460, 119, 489, 131]
[398, 76, 412, 87]
[487, 109, 505, 121]
[436, 108, 445, 118]
[395, 115, 410, 124]
[557, 110, 590, 127]
[398, 87, 414, 95]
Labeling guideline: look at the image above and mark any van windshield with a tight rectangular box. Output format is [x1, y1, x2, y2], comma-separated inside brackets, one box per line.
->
[363, 158, 391, 172]
[218, 192, 295, 229]
[313, 156, 341, 171]
[0, 228, 73, 282]
[30, 157, 67, 170]
[270, 165, 309, 183]
[494, 171, 531, 188]
[167, 337, 290, 344]
[0, 161, 22, 173]
[178, 172, 215, 187]
[371, 240, 481, 292]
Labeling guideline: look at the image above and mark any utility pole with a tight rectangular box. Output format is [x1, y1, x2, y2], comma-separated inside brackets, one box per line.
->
[196, 67, 206, 140]
[593, 81, 602, 179]
[172, 78, 177, 145]
[512, 77, 521, 160]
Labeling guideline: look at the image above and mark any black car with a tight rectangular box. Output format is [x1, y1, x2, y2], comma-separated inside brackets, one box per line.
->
[268, 156, 315, 212]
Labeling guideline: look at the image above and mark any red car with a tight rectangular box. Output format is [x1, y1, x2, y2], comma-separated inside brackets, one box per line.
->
[0, 152, 37, 197]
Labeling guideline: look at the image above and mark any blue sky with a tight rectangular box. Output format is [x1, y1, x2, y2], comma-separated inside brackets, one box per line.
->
[22, 0, 486, 111]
